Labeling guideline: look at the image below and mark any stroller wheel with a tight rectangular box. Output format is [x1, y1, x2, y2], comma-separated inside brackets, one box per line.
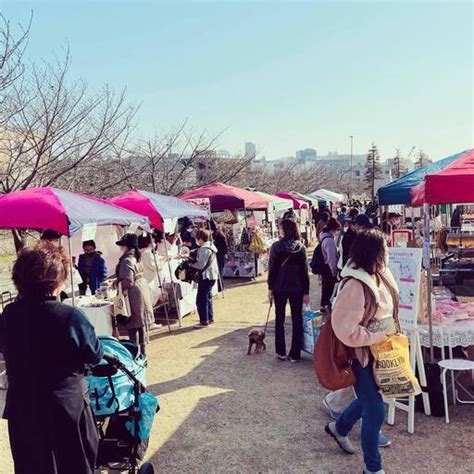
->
[138, 462, 155, 474]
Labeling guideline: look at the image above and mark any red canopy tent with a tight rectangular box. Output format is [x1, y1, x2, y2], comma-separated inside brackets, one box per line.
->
[274, 192, 308, 209]
[180, 182, 268, 212]
[411, 149, 474, 205]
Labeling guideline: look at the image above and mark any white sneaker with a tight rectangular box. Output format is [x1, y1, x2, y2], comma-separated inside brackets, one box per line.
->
[325, 422, 355, 454]
[364, 470, 385, 474]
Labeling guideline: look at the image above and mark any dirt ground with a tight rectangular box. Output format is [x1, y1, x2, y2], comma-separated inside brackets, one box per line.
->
[1, 273, 474, 473]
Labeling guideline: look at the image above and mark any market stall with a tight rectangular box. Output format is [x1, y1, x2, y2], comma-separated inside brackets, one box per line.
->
[410, 149, 474, 356]
[254, 191, 294, 238]
[383, 149, 474, 429]
[181, 183, 270, 278]
[110, 189, 208, 321]
[0, 187, 151, 335]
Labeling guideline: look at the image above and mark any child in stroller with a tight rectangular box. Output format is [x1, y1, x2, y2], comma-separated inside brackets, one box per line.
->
[87, 336, 159, 474]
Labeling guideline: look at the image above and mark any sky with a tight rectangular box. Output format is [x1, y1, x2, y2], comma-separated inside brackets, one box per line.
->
[2, 0, 473, 161]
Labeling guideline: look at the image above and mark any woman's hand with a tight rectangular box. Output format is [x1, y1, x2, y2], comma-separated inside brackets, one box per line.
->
[268, 290, 273, 305]
[303, 294, 310, 306]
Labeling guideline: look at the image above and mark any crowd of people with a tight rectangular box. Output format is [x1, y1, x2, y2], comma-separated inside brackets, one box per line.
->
[267, 201, 400, 474]
[0, 217, 231, 473]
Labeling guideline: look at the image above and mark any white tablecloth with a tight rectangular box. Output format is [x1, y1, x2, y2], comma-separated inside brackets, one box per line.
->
[417, 320, 474, 348]
[64, 297, 113, 336]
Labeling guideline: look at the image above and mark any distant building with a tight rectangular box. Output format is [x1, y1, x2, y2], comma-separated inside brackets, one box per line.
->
[295, 148, 317, 164]
[244, 142, 256, 160]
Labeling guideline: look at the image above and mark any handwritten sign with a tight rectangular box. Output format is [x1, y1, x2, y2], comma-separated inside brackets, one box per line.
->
[388, 247, 422, 329]
[81, 223, 97, 242]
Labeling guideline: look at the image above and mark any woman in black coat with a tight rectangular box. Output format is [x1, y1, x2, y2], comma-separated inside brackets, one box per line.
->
[267, 219, 310, 362]
[0, 242, 103, 474]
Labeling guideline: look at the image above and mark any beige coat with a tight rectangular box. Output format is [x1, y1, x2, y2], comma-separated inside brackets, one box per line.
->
[331, 262, 399, 367]
[116, 250, 154, 329]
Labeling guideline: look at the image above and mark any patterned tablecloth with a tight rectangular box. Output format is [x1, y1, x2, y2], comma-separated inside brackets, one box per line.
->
[417, 320, 474, 348]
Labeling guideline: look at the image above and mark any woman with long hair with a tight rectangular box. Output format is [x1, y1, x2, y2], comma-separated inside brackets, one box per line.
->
[268, 219, 310, 362]
[0, 243, 103, 473]
[116, 233, 154, 355]
[325, 228, 398, 474]
[319, 217, 341, 312]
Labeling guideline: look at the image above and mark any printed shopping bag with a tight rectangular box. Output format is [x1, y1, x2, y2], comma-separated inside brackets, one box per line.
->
[113, 281, 131, 324]
[302, 307, 323, 354]
[370, 333, 421, 398]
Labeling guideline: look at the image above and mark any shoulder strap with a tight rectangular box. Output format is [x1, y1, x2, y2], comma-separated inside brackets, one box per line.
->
[201, 248, 216, 272]
[378, 272, 401, 332]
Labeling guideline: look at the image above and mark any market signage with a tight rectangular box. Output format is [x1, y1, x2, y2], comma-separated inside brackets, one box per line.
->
[387, 247, 423, 329]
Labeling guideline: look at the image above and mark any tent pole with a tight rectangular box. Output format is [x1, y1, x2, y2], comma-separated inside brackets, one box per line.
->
[67, 236, 75, 307]
[152, 247, 172, 333]
[423, 203, 434, 363]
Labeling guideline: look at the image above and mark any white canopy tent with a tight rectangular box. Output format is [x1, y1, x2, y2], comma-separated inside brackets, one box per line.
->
[309, 189, 345, 203]
[255, 191, 294, 216]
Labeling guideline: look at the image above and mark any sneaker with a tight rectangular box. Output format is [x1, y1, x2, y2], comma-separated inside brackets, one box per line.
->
[378, 432, 391, 448]
[149, 323, 162, 330]
[209, 319, 215, 324]
[363, 470, 385, 474]
[325, 422, 355, 455]
[276, 354, 287, 361]
[288, 357, 300, 363]
[323, 395, 342, 421]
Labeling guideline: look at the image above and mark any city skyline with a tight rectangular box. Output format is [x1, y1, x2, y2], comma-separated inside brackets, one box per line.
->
[2, 1, 472, 162]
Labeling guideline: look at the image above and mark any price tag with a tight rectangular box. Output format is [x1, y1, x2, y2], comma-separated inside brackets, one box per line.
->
[81, 223, 97, 242]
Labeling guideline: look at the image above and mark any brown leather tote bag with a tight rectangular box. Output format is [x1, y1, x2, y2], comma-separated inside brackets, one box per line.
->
[313, 277, 377, 390]
[313, 312, 356, 390]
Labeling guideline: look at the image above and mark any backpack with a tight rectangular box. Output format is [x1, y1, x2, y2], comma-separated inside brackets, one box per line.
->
[310, 236, 330, 275]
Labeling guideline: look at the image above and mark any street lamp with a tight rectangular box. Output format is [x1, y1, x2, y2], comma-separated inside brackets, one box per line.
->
[349, 135, 354, 198]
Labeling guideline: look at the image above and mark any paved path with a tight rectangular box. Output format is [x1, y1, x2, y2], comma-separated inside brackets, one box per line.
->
[1, 273, 474, 473]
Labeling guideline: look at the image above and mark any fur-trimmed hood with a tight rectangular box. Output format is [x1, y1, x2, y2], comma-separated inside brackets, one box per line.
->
[340, 260, 398, 305]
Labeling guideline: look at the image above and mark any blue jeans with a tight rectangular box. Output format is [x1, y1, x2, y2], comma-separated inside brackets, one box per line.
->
[196, 279, 216, 323]
[336, 360, 385, 472]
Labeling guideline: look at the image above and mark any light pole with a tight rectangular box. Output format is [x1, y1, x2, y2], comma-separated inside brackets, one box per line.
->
[349, 135, 354, 198]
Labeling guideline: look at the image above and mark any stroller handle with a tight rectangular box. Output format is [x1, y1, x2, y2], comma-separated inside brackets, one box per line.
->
[103, 354, 121, 367]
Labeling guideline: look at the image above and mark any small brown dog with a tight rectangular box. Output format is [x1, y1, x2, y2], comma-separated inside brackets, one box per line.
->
[247, 328, 266, 355]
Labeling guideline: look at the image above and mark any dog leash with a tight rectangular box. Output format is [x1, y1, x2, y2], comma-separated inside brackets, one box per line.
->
[263, 302, 273, 335]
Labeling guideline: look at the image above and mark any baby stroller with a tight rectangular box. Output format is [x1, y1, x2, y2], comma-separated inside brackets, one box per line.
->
[87, 336, 159, 474]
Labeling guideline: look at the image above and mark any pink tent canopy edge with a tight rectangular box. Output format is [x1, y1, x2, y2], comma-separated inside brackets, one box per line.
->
[274, 192, 308, 209]
[109, 190, 164, 231]
[410, 149, 474, 206]
[0, 187, 68, 234]
[180, 182, 269, 211]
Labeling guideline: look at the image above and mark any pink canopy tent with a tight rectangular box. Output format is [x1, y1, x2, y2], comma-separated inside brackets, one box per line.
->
[0, 187, 150, 236]
[275, 192, 308, 209]
[411, 149, 474, 205]
[110, 189, 206, 231]
[180, 182, 269, 212]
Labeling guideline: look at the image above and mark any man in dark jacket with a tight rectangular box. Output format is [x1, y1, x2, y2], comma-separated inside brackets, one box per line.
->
[341, 214, 373, 267]
[77, 240, 107, 295]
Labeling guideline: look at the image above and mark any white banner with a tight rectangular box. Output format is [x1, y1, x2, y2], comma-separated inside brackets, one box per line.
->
[388, 247, 423, 329]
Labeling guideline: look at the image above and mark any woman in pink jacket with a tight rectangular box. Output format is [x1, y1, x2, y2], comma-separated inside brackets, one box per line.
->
[324, 228, 398, 474]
